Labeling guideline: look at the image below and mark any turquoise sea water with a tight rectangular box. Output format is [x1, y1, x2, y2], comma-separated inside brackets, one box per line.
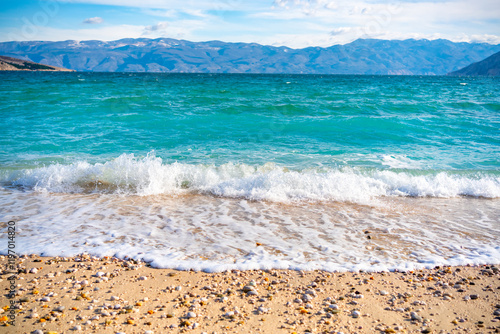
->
[2, 73, 499, 171]
[0, 72, 499, 271]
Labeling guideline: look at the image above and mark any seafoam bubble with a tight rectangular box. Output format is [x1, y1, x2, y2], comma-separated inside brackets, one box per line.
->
[4, 153, 500, 202]
[0, 185, 499, 273]
[381, 155, 423, 169]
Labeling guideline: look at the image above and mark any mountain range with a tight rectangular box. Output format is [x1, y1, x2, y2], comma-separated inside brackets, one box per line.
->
[449, 51, 500, 76]
[1, 38, 499, 75]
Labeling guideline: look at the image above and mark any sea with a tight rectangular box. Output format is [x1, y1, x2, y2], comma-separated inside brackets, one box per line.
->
[0, 72, 499, 272]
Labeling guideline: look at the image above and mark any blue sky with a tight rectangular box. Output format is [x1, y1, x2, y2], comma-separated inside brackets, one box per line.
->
[1, 0, 499, 48]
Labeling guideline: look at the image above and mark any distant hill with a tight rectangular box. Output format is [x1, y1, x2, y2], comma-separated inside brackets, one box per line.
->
[0, 38, 499, 75]
[448, 51, 500, 76]
[0, 55, 74, 71]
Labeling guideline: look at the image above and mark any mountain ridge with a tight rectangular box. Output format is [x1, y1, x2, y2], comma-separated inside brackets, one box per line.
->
[448, 51, 500, 76]
[1, 38, 499, 75]
[0, 55, 74, 71]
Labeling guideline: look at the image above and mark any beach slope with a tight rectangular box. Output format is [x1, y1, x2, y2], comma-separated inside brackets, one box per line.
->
[1, 255, 499, 334]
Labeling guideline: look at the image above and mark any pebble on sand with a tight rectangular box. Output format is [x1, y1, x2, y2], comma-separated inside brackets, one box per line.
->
[186, 311, 197, 318]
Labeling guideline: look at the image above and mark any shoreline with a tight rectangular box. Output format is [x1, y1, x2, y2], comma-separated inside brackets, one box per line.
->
[1, 255, 499, 334]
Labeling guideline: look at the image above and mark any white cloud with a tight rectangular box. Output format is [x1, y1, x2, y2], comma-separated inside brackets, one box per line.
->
[330, 27, 355, 37]
[249, 0, 500, 46]
[143, 21, 168, 32]
[2, 24, 499, 48]
[82, 17, 103, 24]
[265, 0, 500, 26]
[2, 17, 211, 43]
[58, 0, 255, 11]
[2, 0, 499, 47]
[141, 9, 178, 18]
[141, 8, 212, 19]
[184, 9, 212, 18]
[142, 19, 206, 39]
[5, 24, 144, 42]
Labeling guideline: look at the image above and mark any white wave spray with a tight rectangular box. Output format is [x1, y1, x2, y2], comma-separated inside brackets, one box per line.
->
[3, 153, 500, 202]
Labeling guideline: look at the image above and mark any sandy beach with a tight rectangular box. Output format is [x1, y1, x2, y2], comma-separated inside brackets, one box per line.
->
[1, 254, 499, 334]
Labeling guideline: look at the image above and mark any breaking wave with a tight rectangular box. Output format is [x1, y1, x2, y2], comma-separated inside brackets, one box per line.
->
[2, 153, 499, 202]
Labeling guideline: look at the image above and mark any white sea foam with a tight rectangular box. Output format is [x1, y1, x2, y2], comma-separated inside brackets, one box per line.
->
[381, 154, 424, 169]
[0, 188, 499, 272]
[3, 153, 499, 202]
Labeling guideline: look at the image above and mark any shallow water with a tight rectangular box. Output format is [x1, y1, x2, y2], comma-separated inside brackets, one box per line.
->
[1, 188, 498, 272]
[0, 72, 499, 271]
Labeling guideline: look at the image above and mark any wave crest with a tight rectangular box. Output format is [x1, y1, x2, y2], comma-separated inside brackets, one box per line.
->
[3, 153, 499, 201]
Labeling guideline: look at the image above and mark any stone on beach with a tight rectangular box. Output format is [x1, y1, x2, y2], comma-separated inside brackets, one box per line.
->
[242, 285, 256, 292]
[186, 311, 197, 318]
[1, 255, 498, 334]
[351, 310, 361, 318]
[411, 311, 423, 322]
